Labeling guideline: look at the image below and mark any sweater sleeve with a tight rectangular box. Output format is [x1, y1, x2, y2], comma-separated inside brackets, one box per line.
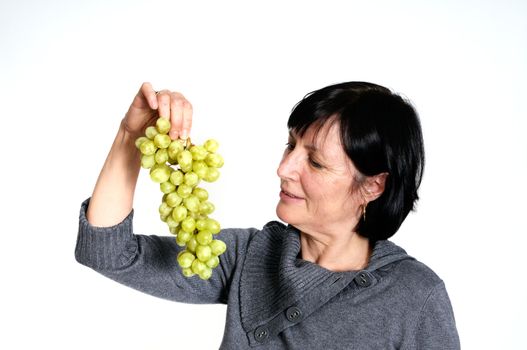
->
[413, 282, 460, 350]
[74, 198, 255, 304]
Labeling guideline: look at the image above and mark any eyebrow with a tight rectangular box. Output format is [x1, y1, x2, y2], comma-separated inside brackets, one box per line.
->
[289, 131, 318, 152]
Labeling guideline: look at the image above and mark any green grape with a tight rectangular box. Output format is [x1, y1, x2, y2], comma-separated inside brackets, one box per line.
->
[193, 162, 208, 179]
[145, 126, 159, 140]
[199, 201, 215, 215]
[184, 172, 200, 187]
[198, 266, 212, 280]
[166, 192, 182, 207]
[181, 217, 196, 233]
[168, 140, 184, 159]
[177, 230, 193, 243]
[177, 251, 195, 268]
[184, 195, 200, 213]
[154, 134, 171, 149]
[204, 167, 220, 182]
[159, 202, 173, 217]
[196, 244, 212, 262]
[205, 153, 224, 168]
[195, 218, 207, 231]
[172, 205, 188, 222]
[191, 259, 207, 275]
[176, 235, 187, 246]
[192, 187, 209, 201]
[155, 148, 169, 164]
[160, 181, 176, 194]
[166, 215, 179, 228]
[177, 184, 193, 198]
[206, 256, 220, 269]
[180, 163, 192, 173]
[135, 136, 149, 149]
[150, 164, 171, 183]
[196, 230, 213, 245]
[137, 117, 226, 280]
[210, 239, 227, 256]
[182, 267, 195, 277]
[205, 218, 221, 234]
[177, 150, 193, 168]
[140, 140, 157, 155]
[141, 154, 156, 169]
[156, 117, 171, 134]
[192, 160, 207, 172]
[187, 235, 198, 253]
[204, 139, 219, 153]
[190, 145, 208, 161]
[169, 170, 184, 186]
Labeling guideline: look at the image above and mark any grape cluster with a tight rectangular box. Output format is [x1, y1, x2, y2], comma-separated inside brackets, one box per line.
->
[135, 117, 226, 280]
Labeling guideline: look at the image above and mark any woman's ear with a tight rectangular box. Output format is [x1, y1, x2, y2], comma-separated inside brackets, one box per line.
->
[364, 172, 389, 201]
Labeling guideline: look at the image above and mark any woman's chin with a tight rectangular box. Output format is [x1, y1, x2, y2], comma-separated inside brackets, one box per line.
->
[276, 204, 294, 224]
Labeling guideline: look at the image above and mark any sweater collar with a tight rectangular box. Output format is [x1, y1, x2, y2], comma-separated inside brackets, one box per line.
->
[239, 221, 411, 333]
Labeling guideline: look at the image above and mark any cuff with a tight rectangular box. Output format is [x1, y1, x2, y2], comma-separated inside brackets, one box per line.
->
[74, 198, 138, 271]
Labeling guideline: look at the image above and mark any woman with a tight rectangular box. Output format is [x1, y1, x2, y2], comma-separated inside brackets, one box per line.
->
[75, 81, 460, 349]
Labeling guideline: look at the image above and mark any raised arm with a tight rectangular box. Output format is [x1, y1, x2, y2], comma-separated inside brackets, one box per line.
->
[86, 82, 193, 227]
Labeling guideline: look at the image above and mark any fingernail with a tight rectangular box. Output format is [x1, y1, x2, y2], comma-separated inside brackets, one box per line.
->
[181, 130, 188, 140]
[170, 131, 178, 140]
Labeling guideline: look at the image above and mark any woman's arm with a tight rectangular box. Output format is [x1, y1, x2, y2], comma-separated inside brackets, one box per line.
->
[412, 282, 461, 349]
[86, 82, 193, 227]
[76, 197, 255, 304]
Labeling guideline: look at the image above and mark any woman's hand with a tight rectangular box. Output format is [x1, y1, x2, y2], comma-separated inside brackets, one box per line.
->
[87, 82, 193, 226]
[122, 82, 193, 140]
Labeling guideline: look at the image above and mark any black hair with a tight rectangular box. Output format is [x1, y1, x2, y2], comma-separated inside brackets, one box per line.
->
[287, 82, 425, 241]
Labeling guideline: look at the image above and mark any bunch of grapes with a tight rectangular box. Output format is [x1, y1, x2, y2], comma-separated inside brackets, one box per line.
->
[135, 117, 226, 280]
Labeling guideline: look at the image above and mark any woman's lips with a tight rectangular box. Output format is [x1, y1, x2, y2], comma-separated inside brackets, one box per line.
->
[280, 189, 304, 201]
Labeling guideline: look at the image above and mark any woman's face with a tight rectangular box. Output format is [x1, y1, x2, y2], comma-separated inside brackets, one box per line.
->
[276, 120, 364, 235]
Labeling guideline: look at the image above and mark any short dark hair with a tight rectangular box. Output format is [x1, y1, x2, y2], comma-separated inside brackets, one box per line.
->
[287, 82, 425, 241]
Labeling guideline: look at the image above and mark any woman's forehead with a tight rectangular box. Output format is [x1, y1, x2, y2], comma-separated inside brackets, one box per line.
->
[291, 119, 341, 147]
[293, 121, 349, 161]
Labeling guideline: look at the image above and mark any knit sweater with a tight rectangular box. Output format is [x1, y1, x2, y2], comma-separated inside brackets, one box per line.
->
[75, 198, 460, 349]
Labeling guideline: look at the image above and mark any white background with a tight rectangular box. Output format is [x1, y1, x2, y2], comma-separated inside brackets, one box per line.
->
[1, 0, 526, 349]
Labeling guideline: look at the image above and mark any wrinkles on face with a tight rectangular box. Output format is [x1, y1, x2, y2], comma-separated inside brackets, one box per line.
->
[277, 118, 365, 236]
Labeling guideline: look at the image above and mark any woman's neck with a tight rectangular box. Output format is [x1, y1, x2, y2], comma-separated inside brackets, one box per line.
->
[299, 229, 371, 272]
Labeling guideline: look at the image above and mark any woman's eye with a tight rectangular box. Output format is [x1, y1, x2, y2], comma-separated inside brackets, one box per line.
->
[309, 158, 323, 169]
[285, 142, 295, 151]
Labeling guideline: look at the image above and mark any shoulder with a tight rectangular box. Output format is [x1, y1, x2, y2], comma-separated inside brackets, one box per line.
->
[374, 241, 446, 304]
[395, 258, 444, 291]
[219, 221, 285, 246]
[217, 221, 286, 267]
[246, 220, 291, 249]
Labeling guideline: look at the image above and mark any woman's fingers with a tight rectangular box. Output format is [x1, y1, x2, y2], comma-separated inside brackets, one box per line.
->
[149, 87, 192, 140]
[140, 82, 158, 110]
[182, 100, 193, 140]
[169, 93, 184, 139]
[156, 90, 171, 120]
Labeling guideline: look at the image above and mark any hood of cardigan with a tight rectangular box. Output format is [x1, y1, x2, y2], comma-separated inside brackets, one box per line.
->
[239, 221, 413, 338]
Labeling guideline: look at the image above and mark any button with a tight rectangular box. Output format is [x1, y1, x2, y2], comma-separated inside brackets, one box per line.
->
[254, 326, 269, 343]
[286, 306, 302, 322]
[354, 271, 372, 287]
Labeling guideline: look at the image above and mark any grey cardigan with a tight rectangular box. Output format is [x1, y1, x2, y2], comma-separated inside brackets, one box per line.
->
[75, 199, 460, 349]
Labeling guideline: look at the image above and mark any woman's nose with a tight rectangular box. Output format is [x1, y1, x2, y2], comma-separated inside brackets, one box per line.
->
[277, 150, 301, 181]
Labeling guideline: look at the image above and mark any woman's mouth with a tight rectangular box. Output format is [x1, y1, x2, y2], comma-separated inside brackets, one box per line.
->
[280, 189, 304, 201]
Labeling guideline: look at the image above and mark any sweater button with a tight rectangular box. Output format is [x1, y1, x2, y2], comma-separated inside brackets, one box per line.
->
[354, 271, 372, 287]
[286, 306, 302, 322]
[254, 326, 269, 343]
